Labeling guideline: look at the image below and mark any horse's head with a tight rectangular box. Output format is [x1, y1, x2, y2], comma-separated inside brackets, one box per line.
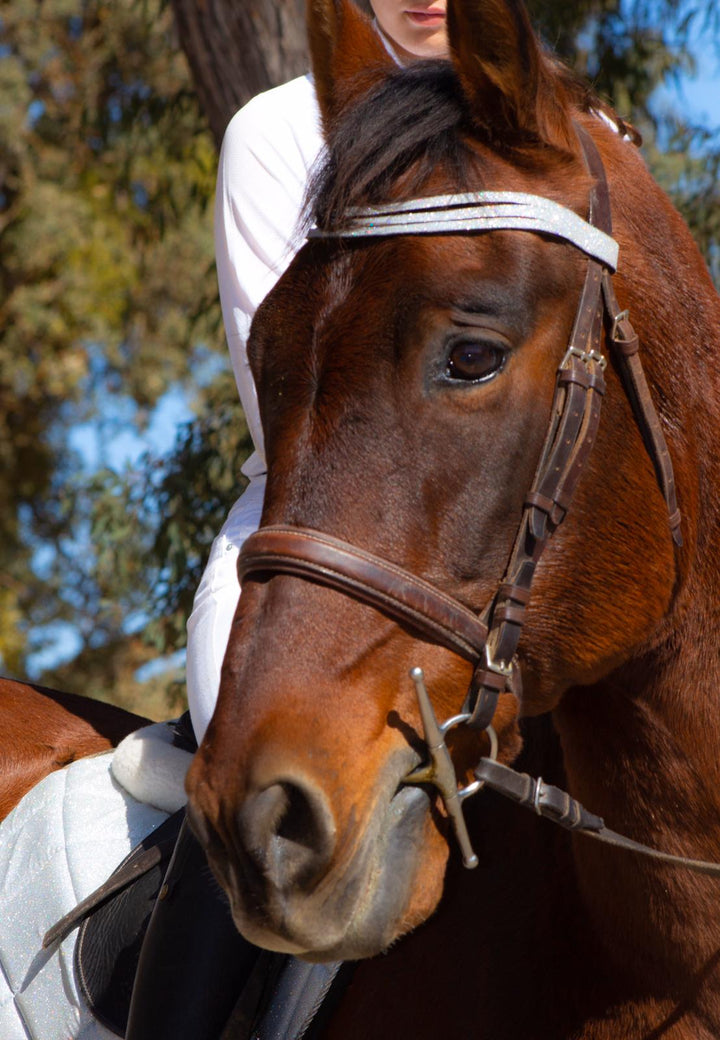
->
[187, 0, 692, 960]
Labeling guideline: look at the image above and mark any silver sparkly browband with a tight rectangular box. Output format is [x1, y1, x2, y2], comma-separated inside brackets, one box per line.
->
[308, 191, 619, 270]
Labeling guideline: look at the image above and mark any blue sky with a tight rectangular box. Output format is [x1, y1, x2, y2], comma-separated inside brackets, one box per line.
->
[666, 18, 720, 127]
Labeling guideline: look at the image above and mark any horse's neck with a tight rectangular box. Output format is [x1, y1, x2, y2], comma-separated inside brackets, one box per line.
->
[552, 604, 720, 982]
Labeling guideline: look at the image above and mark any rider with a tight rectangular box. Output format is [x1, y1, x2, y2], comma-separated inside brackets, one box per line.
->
[125, 5, 450, 1038]
[186, 0, 451, 744]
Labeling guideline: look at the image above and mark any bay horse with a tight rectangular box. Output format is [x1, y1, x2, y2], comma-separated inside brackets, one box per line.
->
[182, 0, 720, 1037]
[3, 0, 720, 1036]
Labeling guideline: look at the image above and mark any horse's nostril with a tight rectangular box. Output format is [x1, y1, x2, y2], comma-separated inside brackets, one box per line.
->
[238, 780, 336, 891]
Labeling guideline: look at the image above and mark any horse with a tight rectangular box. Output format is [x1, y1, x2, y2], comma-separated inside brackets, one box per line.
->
[181, 0, 720, 1036]
[3, 0, 720, 1035]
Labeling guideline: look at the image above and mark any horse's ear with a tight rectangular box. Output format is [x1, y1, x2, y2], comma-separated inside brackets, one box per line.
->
[307, 0, 394, 133]
[447, 0, 575, 150]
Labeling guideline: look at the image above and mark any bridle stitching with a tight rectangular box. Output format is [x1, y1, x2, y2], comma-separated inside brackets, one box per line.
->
[240, 526, 490, 624]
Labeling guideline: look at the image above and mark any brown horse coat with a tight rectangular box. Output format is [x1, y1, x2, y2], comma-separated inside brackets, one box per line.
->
[186, 0, 720, 1036]
[3, 0, 720, 1036]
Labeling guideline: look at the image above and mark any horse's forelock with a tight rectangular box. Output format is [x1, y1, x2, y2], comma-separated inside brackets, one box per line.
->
[307, 62, 474, 231]
[306, 59, 624, 233]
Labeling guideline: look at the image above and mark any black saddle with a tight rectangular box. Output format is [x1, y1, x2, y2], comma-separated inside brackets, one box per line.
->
[77, 809, 184, 1036]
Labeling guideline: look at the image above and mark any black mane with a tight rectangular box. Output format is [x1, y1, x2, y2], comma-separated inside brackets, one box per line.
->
[308, 61, 476, 231]
[306, 58, 637, 231]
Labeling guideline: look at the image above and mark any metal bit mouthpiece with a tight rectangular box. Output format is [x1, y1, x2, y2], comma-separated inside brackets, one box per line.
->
[404, 667, 497, 869]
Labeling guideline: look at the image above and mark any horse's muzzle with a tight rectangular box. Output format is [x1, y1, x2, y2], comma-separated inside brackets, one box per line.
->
[187, 750, 443, 960]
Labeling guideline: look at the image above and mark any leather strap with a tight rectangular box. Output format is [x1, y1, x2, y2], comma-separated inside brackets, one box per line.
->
[463, 127, 682, 727]
[601, 271, 683, 545]
[43, 832, 176, 949]
[475, 758, 605, 831]
[578, 126, 681, 545]
[475, 758, 720, 877]
[464, 195, 608, 728]
[238, 525, 489, 662]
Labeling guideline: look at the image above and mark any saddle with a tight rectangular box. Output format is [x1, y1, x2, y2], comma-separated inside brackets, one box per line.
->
[43, 715, 349, 1040]
[75, 809, 183, 1036]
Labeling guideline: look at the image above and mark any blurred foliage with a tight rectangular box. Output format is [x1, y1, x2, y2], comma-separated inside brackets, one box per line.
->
[146, 371, 251, 654]
[530, 0, 720, 282]
[0, 0, 248, 714]
[0, 0, 718, 718]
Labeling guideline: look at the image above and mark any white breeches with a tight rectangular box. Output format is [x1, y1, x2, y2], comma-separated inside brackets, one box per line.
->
[186, 476, 265, 742]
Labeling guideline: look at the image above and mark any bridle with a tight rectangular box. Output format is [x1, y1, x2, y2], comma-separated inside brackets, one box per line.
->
[236, 128, 719, 877]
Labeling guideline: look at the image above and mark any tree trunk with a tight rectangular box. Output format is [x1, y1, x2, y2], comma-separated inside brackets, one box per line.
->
[170, 0, 309, 148]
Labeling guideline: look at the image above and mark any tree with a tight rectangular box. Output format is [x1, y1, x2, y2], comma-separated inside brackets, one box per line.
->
[0, 0, 231, 714]
[528, 0, 720, 282]
[170, 0, 308, 147]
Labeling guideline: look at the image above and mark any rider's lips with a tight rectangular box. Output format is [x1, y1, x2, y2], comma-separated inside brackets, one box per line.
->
[404, 6, 446, 27]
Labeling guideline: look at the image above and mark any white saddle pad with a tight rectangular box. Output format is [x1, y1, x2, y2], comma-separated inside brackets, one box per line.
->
[0, 722, 193, 1040]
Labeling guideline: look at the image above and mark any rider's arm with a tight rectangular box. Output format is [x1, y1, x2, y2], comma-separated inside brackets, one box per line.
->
[214, 74, 323, 474]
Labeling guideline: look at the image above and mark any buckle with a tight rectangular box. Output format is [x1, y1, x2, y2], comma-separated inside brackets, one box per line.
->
[561, 345, 607, 371]
[484, 641, 513, 679]
[610, 308, 630, 342]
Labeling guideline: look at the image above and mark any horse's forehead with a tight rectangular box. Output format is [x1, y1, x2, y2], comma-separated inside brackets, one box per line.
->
[257, 225, 583, 505]
[293, 229, 582, 337]
[265, 139, 593, 345]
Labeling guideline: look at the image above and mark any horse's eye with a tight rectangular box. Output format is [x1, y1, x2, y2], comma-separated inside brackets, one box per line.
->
[446, 339, 507, 382]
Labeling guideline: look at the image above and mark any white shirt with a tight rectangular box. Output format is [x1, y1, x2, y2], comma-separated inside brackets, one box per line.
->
[214, 73, 324, 478]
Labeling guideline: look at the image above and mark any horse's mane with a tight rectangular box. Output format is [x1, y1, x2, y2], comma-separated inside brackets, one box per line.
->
[309, 62, 476, 230]
[308, 58, 639, 231]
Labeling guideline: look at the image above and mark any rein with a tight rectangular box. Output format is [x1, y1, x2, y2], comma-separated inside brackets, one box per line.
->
[237, 129, 714, 877]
